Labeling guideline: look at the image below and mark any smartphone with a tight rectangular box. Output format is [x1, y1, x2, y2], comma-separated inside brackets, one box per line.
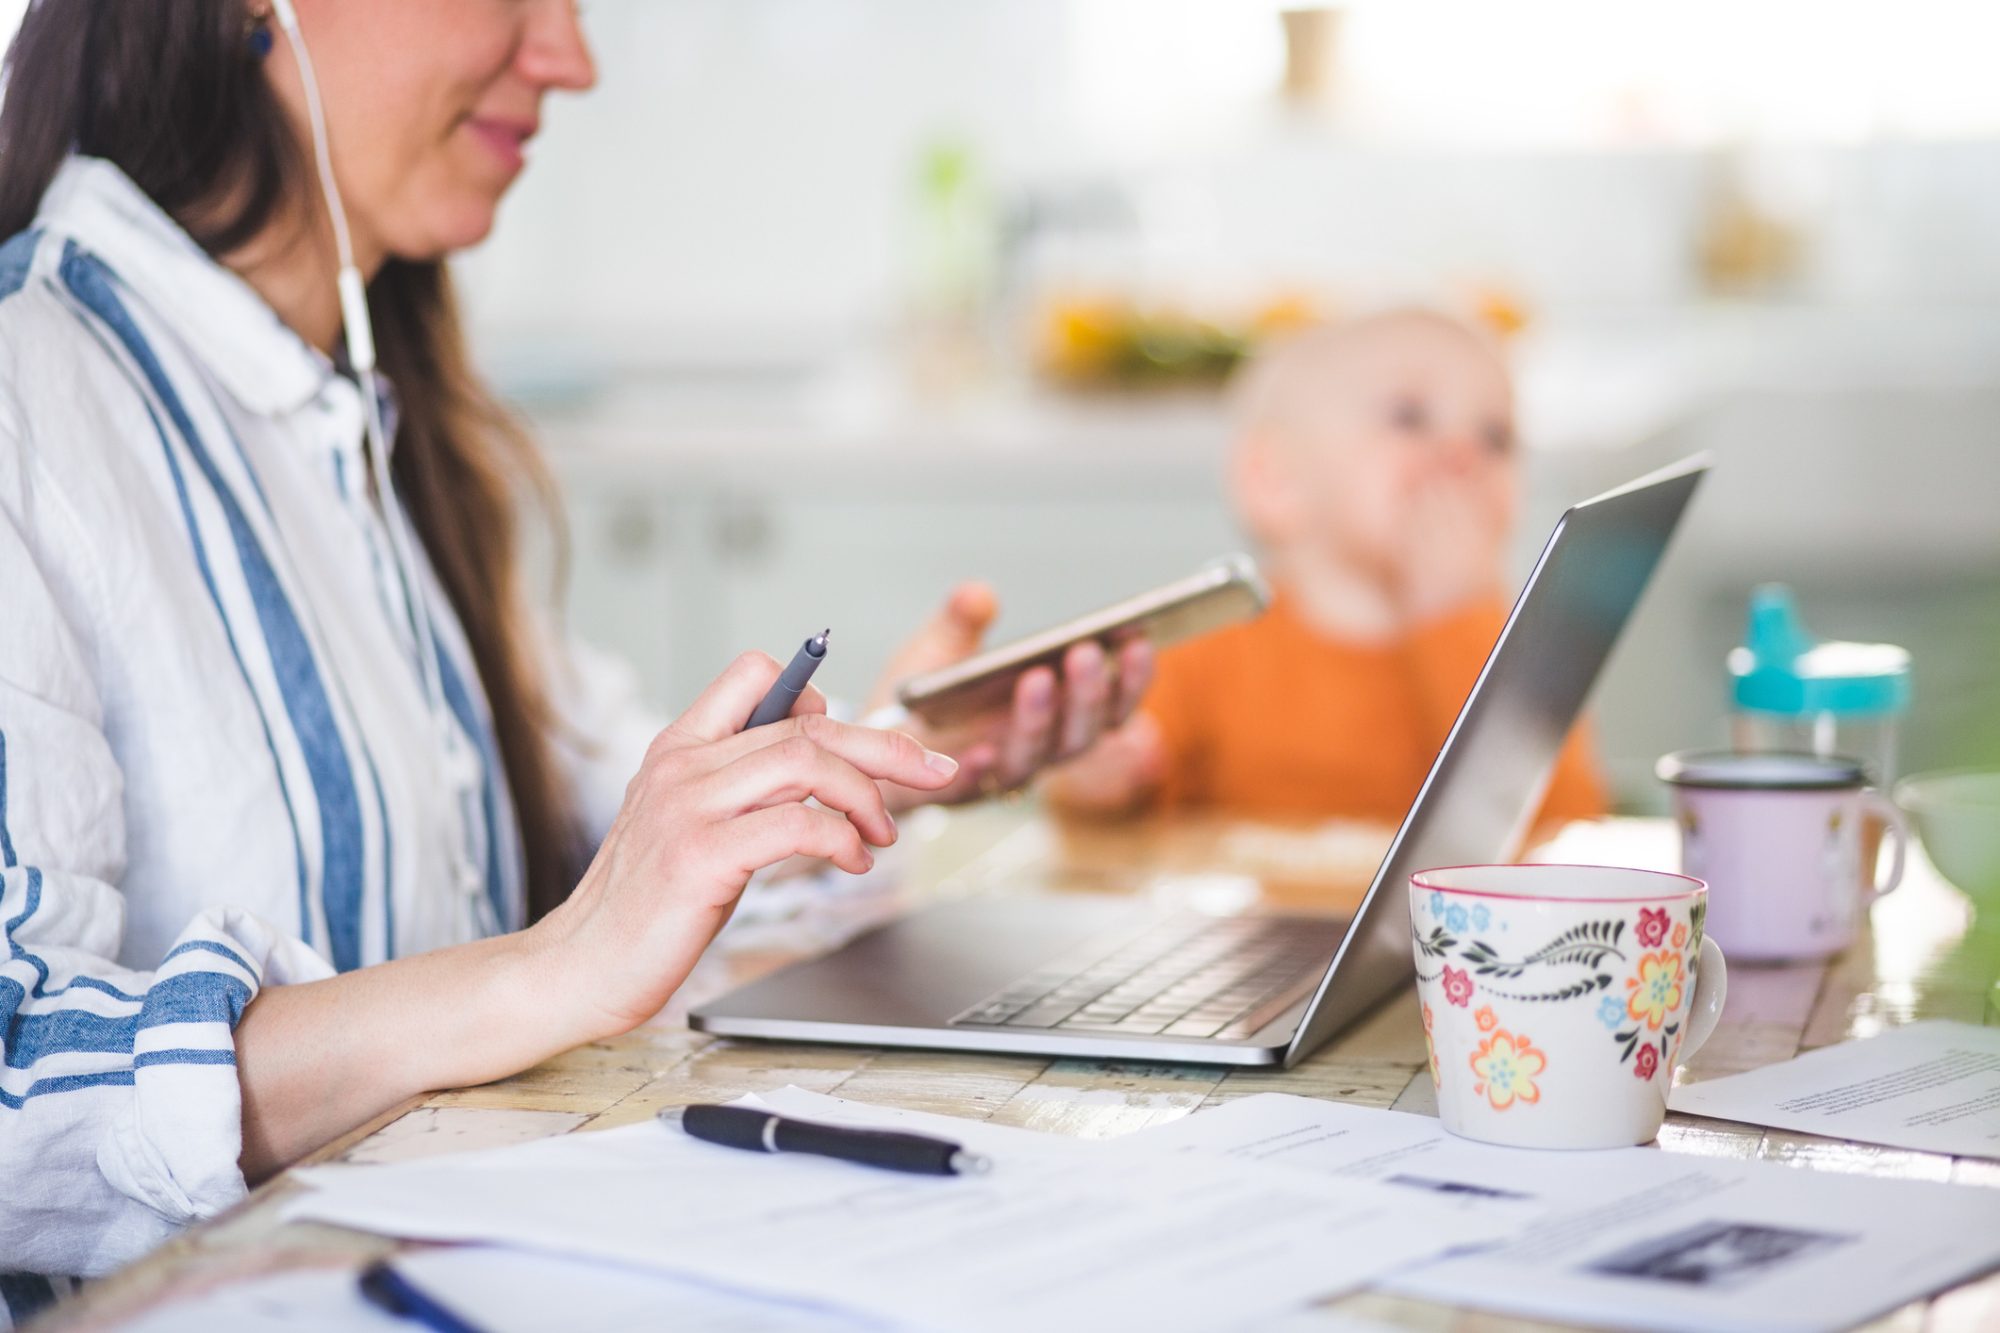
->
[895, 554, 1270, 728]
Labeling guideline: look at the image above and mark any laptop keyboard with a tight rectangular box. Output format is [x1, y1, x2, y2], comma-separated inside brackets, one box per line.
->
[949, 913, 1346, 1042]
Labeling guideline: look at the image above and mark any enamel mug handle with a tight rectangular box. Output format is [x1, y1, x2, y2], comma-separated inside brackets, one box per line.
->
[1860, 790, 1909, 905]
[1680, 935, 1729, 1063]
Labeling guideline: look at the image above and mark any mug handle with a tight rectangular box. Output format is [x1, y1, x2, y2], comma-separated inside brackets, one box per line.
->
[1860, 790, 1909, 905]
[1681, 935, 1729, 1063]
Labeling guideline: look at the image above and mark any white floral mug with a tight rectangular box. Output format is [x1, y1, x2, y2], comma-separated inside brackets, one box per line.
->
[1410, 864, 1729, 1150]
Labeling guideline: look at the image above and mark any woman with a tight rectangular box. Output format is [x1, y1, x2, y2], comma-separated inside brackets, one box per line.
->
[0, 1, 1147, 1318]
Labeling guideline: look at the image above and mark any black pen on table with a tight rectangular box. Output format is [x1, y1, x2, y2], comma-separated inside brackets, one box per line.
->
[663, 1103, 993, 1176]
[744, 628, 830, 729]
[358, 1259, 488, 1333]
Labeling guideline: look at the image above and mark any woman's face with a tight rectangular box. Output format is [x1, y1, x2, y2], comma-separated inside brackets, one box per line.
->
[267, 0, 595, 264]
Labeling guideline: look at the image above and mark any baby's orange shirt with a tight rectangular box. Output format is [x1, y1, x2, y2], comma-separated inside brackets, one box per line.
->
[1142, 592, 1607, 829]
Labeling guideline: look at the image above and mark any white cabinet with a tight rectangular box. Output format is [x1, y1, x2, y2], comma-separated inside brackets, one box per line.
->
[556, 484, 690, 701]
[549, 440, 1244, 712]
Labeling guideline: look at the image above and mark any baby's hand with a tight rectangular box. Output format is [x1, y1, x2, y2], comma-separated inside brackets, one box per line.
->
[1042, 712, 1167, 818]
[1386, 474, 1509, 626]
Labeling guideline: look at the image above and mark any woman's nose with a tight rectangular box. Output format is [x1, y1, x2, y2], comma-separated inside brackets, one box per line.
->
[519, 0, 598, 92]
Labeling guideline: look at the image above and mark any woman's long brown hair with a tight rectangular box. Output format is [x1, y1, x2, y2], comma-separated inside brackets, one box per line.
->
[0, 1, 586, 921]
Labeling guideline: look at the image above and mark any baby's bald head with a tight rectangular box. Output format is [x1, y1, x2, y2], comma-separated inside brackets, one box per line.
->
[1228, 306, 1519, 575]
[1236, 308, 1509, 452]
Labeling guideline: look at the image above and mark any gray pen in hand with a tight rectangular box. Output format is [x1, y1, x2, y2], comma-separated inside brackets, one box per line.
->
[744, 629, 830, 729]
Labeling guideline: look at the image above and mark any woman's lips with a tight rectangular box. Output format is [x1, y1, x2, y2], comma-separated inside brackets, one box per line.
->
[466, 118, 535, 173]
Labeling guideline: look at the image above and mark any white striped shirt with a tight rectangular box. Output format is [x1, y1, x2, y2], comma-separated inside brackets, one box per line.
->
[0, 157, 659, 1319]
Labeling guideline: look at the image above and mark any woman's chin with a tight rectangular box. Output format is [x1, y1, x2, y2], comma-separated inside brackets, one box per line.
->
[390, 201, 504, 262]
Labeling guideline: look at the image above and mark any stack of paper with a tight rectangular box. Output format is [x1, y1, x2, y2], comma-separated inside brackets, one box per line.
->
[283, 1089, 1510, 1333]
[276, 1076, 2000, 1333]
[1132, 1092, 2000, 1333]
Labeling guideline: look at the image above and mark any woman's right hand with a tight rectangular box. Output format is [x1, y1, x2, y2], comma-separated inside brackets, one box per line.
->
[528, 651, 960, 1043]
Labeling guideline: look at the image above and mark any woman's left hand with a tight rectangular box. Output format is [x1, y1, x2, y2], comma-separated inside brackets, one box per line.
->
[867, 583, 1154, 811]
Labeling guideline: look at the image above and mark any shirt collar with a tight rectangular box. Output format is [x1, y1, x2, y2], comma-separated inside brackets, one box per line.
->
[35, 155, 335, 418]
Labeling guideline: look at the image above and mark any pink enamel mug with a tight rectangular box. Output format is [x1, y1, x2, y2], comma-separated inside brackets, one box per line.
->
[1657, 751, 1908, 963]
[1410, 864, 1728, 1149]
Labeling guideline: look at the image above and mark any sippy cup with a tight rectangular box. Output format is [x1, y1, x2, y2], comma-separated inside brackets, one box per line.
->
[1728, 585, 1910, 785]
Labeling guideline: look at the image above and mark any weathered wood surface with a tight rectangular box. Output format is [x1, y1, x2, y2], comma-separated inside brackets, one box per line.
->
[43, 811, 2000, 1331]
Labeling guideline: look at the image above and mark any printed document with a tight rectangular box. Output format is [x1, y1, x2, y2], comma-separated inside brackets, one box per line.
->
[1136, 1093, 2000, 1333]
[1669, 1020, 2000, 1159]
[284, 1089, 1509, 1333]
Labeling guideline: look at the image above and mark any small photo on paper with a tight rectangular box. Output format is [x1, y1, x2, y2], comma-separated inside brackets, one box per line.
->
[1585, 1221, 1854, 1290]
[1383, 1174, 1535, 1202]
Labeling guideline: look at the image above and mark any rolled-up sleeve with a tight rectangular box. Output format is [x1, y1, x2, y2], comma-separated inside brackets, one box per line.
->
[0, 414, 326, 1287]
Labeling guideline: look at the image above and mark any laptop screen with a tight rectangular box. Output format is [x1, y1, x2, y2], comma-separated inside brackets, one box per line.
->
[1282, 456, 1708, 1067]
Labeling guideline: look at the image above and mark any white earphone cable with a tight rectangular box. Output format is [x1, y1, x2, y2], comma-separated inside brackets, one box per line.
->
[270, 0, 449, 725]
[268, 0, 490, 913]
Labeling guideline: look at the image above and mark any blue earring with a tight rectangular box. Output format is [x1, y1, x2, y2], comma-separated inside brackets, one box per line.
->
[246, 13, 273, 59]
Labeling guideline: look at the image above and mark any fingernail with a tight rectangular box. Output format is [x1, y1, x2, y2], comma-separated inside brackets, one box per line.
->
[925, 750, 961, 777]
[860, 850, 875, 872]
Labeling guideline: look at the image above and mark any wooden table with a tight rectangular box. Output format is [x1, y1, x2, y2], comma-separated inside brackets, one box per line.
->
[42, 811, 2000, 1331]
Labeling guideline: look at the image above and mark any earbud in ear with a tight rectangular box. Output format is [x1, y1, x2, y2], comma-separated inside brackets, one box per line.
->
[245, 5, 274, 58]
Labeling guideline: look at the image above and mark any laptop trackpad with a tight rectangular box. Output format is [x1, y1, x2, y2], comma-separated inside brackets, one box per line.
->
[693, 894, 1150, 1029]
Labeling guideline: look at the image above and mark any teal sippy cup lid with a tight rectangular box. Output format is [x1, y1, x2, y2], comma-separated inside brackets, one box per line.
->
[1729, 584, 1910, 717]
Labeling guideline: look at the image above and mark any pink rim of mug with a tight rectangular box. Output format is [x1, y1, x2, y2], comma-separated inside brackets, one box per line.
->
[1409, 862, 1707, 905]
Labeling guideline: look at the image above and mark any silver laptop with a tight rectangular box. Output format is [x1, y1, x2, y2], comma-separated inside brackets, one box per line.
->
[692, 457, 1707, 1068]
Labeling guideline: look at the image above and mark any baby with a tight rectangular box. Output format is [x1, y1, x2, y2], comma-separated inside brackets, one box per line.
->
[1049, 308, 1606, 828]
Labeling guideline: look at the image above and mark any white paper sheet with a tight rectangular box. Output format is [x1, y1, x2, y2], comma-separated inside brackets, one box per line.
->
[1669, 1020, 2000, 1159]
[283, 1090, 1510, 1333]
[112, 1249, 883, 1332]
[1136, 1093, 2000, 1333]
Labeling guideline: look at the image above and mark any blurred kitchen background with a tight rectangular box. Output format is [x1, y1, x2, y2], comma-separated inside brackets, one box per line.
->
[16, 0, 1999, 805]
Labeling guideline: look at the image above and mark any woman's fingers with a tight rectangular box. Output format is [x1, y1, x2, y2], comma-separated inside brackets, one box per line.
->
[660, 633, 1147, 818]
[1110, 638, 1154, 727]
[702, 735, 898, 847]
[995, 665, 1059, 786]
[670, 651, 786, 742]
[719, 803, 876, 877]
[720, 711, 958, 790]
[1054, 640, 1110, 759]
[982, 639, 1148, 794]
[658, 649, 897, 767]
